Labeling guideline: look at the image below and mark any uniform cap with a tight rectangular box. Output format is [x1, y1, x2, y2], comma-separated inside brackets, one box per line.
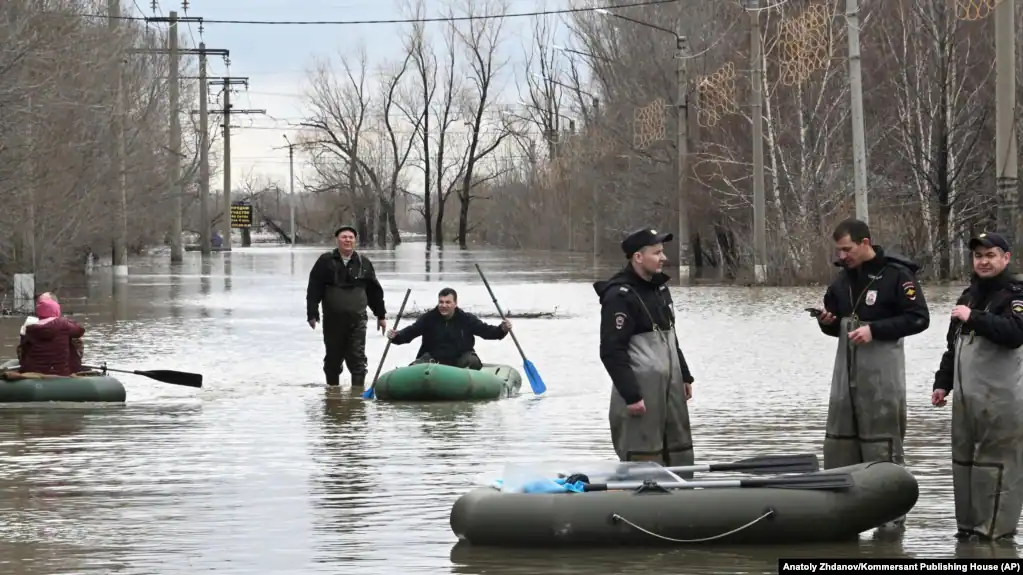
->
[621, 228, 674, 258]
[334, 225, 358, 238]
[969, 232, 1010, 253]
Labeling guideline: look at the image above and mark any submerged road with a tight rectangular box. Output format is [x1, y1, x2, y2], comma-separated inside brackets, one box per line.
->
[0, 244, 1014, 574]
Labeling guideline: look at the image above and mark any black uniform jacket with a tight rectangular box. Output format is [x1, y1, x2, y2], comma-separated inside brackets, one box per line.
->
[820, 247, 930, 341]
[306, 249, 386, 321]
[933, 271, 1023, 393]
[391, 307, 507, 365]
[593, 265, 694, 406]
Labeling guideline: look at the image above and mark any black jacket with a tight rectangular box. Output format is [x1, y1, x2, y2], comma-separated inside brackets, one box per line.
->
[933, 271, 1023, 392]
[391, 307, 507, 365]
[593, 265, 694, 405]
[820, 247, 930, 341]
[306, 249, 386, 321]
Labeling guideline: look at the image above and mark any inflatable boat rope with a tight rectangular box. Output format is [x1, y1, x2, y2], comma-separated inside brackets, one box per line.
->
[610, 508, 776, 543]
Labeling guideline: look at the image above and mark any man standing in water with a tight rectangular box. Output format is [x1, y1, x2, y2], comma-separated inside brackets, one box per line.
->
[815, 219, 929, 485]
[306, 225, 387, 388]
[593, 229, 695, 471]
[932, 232, 1023, 541]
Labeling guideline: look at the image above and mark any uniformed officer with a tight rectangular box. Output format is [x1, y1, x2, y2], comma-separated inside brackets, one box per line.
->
[306, 225, 387, 387]
[815, 218, 929, 477]
[592, 228, 695, 469]
[932, 232, 1023, 541]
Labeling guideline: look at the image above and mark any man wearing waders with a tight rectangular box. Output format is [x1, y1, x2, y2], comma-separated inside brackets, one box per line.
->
[594, 229, 696, 474]
[815, 219, 929, 529]
[306, 225, 387, 388]
[932, 232, 1023, 541]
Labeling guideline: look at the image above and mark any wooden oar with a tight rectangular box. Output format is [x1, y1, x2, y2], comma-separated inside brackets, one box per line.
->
[83, 364, 203, 388]
[582, 472, 854, 492]
[362, 288, 412, 400]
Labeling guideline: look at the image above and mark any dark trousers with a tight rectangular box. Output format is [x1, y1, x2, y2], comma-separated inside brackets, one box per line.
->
[411, 351, 483, 370]
[322, 313, 368, 386]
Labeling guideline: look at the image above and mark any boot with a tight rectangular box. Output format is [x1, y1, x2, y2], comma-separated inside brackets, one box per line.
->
[350, 374, 366, 388]
[325, 373, 340, 387]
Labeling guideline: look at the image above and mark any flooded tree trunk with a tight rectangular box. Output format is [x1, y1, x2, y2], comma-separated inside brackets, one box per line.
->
[363, 205, 376, 246]
[457, 196, 470, 249]
[435, 198, 447, 248]
[937, 199, 951, 280]
[376, 198, 388, 247]
[715, 224, 738, 279]
[387, 191, 402, 247]
[355, 213, 368, 243]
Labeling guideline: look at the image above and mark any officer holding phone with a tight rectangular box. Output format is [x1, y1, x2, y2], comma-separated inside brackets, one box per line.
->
[811, 219, 929, 531]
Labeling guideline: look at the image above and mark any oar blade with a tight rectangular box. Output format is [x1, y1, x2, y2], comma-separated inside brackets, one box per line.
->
[362, 386, 375, 399]
[711, 454, 820, 475]
[135, 369, 203, 388]
[745, 472, 854, 491]
[523, 360, 546, 395]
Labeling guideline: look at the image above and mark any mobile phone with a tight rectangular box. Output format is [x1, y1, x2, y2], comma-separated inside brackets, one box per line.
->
[804, 307, 822, 318]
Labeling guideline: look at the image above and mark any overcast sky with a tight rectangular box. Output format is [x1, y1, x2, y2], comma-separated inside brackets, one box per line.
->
[134, 0, 576, 192]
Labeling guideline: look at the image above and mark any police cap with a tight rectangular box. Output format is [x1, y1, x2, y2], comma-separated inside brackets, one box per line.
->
[969, 232, 1010, 253]
[621, 228, 674, 258]
[333, 225, 358, 238]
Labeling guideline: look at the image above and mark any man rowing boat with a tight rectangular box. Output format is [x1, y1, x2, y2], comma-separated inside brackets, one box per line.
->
[386, 287, 511, 369]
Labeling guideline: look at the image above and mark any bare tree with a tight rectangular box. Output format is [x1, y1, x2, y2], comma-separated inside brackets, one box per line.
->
[0, 0, 198, 289]
[878, 0, 993, 279]
[431, 10, 471, 248]
[453, 0, 516, 248]
[300, 46, 377, 242]
[400, 0, 438, 246]
[375, 52, 424, 246]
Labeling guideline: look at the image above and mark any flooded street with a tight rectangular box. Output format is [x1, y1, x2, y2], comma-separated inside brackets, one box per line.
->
[0, 244, 1016, 574]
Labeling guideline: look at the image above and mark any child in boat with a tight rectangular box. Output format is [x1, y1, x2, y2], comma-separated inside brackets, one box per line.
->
[18, 294, 86, 376]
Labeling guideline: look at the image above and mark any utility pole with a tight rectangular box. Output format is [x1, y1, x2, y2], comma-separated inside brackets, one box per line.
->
[749, 0, 767, 284]
[675, 33, 692, 284]
[846, 0, 869, 223]
[994, 0, 1018, 243]
[592, 96, 600, 260]
[168, 11, 182, 263]
[198, 44, 211, 254]
[284, 135, 296, 248]
[209, 77, 263, 251]
[139, 13, 206, 259]
[109, 0, 129, 280]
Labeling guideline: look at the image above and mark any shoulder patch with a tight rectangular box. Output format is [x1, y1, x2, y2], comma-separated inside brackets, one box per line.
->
[1012, 300, 1023, 314]
[902, 281, 917, 301]
[613, 312, 627, 329]
[619, 286, 629, 292]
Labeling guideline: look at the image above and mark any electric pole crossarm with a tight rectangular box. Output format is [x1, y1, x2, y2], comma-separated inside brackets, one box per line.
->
[211, 109, 266, 115]
[145, 16, 203, 23]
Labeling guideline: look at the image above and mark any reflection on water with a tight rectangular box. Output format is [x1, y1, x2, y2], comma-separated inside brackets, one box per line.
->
[0, 243, 1006, 573]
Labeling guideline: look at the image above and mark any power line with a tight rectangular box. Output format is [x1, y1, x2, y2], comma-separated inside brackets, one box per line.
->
[85, 0, 680, 25]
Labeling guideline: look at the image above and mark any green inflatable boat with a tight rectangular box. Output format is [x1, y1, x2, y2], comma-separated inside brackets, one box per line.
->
[0, 360, 127, 403]
[372, 363, 522, 401]
[450, 461, 918, 547]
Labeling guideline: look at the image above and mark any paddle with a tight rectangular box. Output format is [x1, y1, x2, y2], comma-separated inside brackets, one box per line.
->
[582, 472, 855, 492]
[363, 288, 412, 400]
[473, 263, 546, 395]
[83, 363, 203, 388]
[648, 454, 820, 476]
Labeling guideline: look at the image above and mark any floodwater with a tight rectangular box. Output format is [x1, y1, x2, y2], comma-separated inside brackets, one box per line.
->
[0, 243, 1016, 574]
